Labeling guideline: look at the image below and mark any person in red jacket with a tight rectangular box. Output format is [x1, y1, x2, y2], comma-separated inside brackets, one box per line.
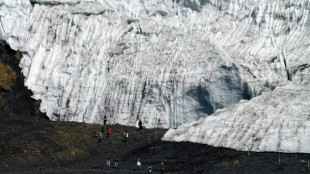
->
[114, 155, 119, 167]
[106, 127, 111, 138]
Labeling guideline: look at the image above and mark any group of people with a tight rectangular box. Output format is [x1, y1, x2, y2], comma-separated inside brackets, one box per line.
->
[105, 155, 119, 168]
[105, 157, 164, 173]
[98, 127, 127, 144]
[97, 126, 111, 144]
[98, 118, 166, 173]
[97, 118, 144, 144]
[138, 159, 165, 174]
[97, 116, 111, 144]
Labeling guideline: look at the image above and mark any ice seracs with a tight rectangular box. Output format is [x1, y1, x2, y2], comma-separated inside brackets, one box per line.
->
[163, 84, 310, 153]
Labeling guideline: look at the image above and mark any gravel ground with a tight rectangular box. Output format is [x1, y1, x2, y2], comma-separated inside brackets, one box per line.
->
[1, 114, 310, 174]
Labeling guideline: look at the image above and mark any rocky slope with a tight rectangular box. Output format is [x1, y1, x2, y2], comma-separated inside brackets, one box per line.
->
[1, 113, 310, 174]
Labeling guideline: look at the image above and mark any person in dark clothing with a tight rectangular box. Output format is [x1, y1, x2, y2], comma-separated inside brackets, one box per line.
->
[101, 126, 105, 133]
[98, 133, 103, 144]
[104, 116, 107, 125]
[138, 120, 143, 130]
[107, 127, 111, 138]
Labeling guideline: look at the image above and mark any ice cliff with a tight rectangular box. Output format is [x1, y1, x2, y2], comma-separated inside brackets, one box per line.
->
[163, 84, 310, 153]
[1, 0, 310, 152]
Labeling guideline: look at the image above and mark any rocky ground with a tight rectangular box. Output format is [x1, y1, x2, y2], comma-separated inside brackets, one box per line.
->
[1, 40, 310, 174]
[1, 114, 310, 174]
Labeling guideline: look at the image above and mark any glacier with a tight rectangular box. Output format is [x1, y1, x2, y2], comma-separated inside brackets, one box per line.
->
[0, 0, 310, 152]
[162, 84, 310, 153]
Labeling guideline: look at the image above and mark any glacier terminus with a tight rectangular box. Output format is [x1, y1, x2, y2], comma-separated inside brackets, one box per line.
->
[1, 0, 310, 153]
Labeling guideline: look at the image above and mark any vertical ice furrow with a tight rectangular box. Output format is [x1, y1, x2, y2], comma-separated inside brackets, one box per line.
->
[1, 0, 310, 128]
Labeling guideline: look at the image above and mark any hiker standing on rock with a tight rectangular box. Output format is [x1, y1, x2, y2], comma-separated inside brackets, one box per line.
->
[98, 133, 103, 144]
[138, 120, 143, 130]
[148, 162, 152, 174]
[101, 126, 105, 133]
[104, 116, 107, 125]
[107, 127, 111, 138]
[114, 155, 119, 168]
[137, 159, 142, 171]
[123, 130, 129, 143]
[106, 157, 111, 168]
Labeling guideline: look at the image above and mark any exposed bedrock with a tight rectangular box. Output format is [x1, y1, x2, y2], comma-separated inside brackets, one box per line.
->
[0, 40, 45, 118]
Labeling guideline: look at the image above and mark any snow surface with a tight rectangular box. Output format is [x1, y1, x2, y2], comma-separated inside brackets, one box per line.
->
[1, 0, 310, 152]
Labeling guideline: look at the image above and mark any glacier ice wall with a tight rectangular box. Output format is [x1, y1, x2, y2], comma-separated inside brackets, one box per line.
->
[163, 84, 310, 153]
[0, 0, 310, 131]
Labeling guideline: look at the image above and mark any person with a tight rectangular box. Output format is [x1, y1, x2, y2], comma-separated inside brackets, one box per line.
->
[101, 126, 105, 133]
[114, 155, 119, 167]
[104, 116, 107, 125]
[147, 162, 152, 174]
[107, 127, 111, 138]
[98, 132, 103, 144]
[138, 120, 143, 130]
[106, 157, 111, 168]
[123, 130, 128, 143]
[137, 159, 142, 171]
[160, 162, 165, 174]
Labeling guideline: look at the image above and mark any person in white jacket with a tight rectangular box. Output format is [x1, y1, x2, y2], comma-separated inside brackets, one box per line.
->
[137, 159, 142, 171]
[123, 130, 129, 142]
[106, 157, 111, 168]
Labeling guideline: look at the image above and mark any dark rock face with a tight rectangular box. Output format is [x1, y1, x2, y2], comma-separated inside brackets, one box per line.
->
[0, 40, 45, 118]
